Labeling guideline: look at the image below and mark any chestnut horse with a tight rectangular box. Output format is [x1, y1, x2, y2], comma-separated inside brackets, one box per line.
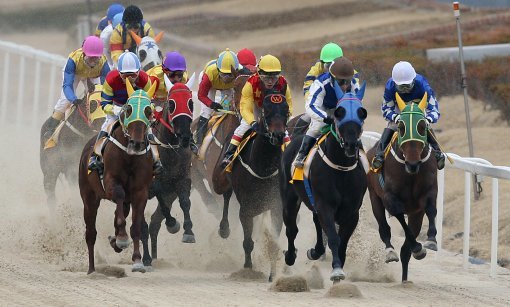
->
[79, 80, 157, 274]
[366, 93, 438, 282]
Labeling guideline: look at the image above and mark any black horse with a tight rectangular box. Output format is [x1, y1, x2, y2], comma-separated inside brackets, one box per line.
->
[141, 82, 195, 267]
[40, 84, 105, 207]
[227, 93, 290, 282]
[280, 86, 368, 282]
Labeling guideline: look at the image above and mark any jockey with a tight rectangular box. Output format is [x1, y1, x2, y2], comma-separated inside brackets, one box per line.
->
[147, 51, 188, 103]
[88, 51, 163, 174]
[237, 48, 257, 75]
[220, 54, 293, 168]
[372, 61, 445, 170]
[110, 5, 154, 65]
[194, 48, 242, 154]
[43, 36, 110, 140]
[100, 12, 123, 69]
[94, 3, 125, 37]
[293, 56, 356, 168]
[297, 42, 360, 132]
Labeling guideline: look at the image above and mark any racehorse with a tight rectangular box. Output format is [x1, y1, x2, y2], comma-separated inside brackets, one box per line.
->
[140, 80, 196, 267]
[280, 84, 368, 282]
[40, 82, 105, 206]
[130, 30, 164, 71]
[190, 74, 249, 237]
[227, 92, 290, 282]
[79, 80, 157, 274]
[366, 92, 438, 282]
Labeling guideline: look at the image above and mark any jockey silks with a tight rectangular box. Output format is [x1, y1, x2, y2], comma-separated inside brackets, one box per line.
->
[101, 70, 151, 108]
[147, 65, 189, 101]
[110, 21, 154, 64]
[198, 60, 237, 108]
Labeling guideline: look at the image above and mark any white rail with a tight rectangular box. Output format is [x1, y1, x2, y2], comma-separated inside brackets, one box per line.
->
[361, 131, 510, 277]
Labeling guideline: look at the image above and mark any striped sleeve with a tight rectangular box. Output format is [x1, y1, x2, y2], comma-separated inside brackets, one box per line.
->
[101, 74, 116, 108]
[305, 80, 327, 121]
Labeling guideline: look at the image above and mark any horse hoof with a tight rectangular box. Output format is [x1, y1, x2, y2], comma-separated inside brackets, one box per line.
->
[330, 267, 346, 281]
[412, 246, 427, 260]
[115, 238, 130, 250]
[284, 250, 297, 266]
[166, 221, 181, 234]
[218, 227, 230, 239]
[423, 240, 438, 251]
[182, 234, 196, 243]
[144, 266, 154, 272]
[385, 248, 399, 263]
[132, 262, 146, 273]
[307, 248, 324, 261]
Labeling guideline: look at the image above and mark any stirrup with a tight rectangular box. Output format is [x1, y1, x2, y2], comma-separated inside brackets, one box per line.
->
[220, 155, 233, 169]
[153, 160, 164, 175]
[436, 153, 445, 170]
[190, 142, 199, 156]
[371, 156, 384, 172]
[293, 155, 306, 168]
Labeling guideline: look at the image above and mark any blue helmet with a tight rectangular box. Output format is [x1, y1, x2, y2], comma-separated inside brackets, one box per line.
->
[107, 3, 124, 22]
[112, 13, 123, 28]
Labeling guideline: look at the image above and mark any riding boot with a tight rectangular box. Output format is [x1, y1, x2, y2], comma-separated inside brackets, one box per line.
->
[292, 135, 316, 168]
[293, 116, 310, 136]
[88, 131, 109, 173]
[428, 130, 445, 170]
[371, 128, 394, 170]
[147, 130, 164, 175]
[43, 117, 61, 140]
[220, 143, 238, 169]
[194, 116, 209, 155]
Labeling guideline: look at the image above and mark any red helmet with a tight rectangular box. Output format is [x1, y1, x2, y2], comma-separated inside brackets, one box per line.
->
[237, 48, 256, 67]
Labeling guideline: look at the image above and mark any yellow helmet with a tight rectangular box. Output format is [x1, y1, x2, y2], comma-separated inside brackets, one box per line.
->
[217, 48, 240, 73]
[258, 55, 281, 73]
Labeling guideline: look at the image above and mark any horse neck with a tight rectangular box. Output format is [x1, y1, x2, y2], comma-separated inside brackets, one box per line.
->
[323, 133, 357, 166]
[245, 132, 281, 174]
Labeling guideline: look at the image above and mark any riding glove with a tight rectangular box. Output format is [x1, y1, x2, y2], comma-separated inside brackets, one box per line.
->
[103, 104, 114, 115]
[323, 117, 334, 125]
[73, 98, 83, 105]
[251, 121, 259, 131]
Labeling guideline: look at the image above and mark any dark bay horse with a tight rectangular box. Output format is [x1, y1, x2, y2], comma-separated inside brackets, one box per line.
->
[227, 93, 290, 282]
[40, 84, 105, 206]
[366, 93, 438, 282]
[190, 74, 249, 238]
[79, 80, 157, 274]
[280, 84, 368, 282]
[141, 81, 196, 267]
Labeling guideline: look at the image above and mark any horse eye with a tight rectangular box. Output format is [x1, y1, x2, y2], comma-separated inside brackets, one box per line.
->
[334, 106, 346, 120]
[398, 121, 406, 138]
[144, 106, 152, 118]
[417, 119, 427, 137]
[168, 100, 176, 114]
[357, 107, 368, 120]
[187, 99, 194, 113]
[139, 50, 147, 62]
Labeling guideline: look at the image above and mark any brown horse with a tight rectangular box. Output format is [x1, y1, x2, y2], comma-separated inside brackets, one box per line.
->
[190, 74, 249, 237]
[40, 83, 105, 207]
[79, 80, 157, 274]
[366, 93, 438, 282]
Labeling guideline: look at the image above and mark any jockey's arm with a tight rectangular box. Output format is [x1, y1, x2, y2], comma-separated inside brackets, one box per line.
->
[240, 82, 256, 124]
[285, 83, 293, 116]
[381, 79, 399, 122]
[422, 78, 440, 123]
[143, 22, 155, 38]
[101, 75, 115, 108]
[62, 58, 78, 103]
[303, 62, 322, 98]
[139, 72, 152, 92]
[109, 26, 123, 64]
[95, 16, 108, 37]
[99, 61, 111, 84]
[198, 73, 214, 107]
[352, 69, 361, 93]
[305, 80, 327, 122]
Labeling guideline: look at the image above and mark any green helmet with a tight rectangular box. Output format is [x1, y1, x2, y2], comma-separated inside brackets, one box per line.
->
[320, 43, 343, 63]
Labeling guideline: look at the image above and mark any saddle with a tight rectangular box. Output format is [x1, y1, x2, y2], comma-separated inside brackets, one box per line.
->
[197, 113, 229, 160]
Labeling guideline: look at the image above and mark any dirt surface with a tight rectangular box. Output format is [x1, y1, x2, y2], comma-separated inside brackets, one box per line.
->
[1, 0, 510, 305]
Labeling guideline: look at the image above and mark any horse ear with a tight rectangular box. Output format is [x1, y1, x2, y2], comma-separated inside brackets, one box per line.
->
[395, 92, 407, 111]
[154, 31, 164, 44]
[146, 80, 158, 98]
[333, 79, 344, 101]
[185, 72, 196, 89]
[164, 73, 174, 93]
[129, 30, 142, 46]
[231, 65, 239, 78]
[418, 92, 428, 112]
[126, 78, 135, 96]
[356, 81, 367, 101]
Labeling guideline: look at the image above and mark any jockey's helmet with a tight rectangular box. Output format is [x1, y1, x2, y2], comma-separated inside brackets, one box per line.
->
[112, 13, 123, 29]
[118, 51, 141, 73]
[329, 56, 354, 80]
[82, 36, 103, 57]
[320, 42, 343, 63]
[216, 48, 240, 74]
[163, 51, 186, 71]
[237, 48, 257, 67]
[392, 61, 416, 85]
[258, 55, 281, 74]
[123, 5, 143, 26]
[107, 3, 124, 22]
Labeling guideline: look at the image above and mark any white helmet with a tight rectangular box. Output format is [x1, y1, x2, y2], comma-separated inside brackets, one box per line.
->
[118, 51, 141, 73]
[392, 61, 416, 85]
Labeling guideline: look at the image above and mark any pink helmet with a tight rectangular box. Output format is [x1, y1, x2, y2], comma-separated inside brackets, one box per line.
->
[82, 36, 103, 57]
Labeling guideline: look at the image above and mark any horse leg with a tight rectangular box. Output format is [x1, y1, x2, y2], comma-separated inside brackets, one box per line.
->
[43, 170, 58, 211]
[424, 197, 438, 251]
[83, 195, 100, 274]
[268, 203, 283, 282]
[395, 212, 426, 282]
[130, 197, 148, 273]
[149, 202, 165, 259]
[141, 218, 152, 268]
[219, 189, 233, 239]
[177, 177, 195, 243]
[111, 185, 129, 251]
[282, 190, 300, 267]
[239, 212, 254, 270]
[337, 212, 360, 277]
[158, 192, 180, 234]
[370, 192, 398, 262]
[307, 212, 326, 260]
[320, 207, 345, 282]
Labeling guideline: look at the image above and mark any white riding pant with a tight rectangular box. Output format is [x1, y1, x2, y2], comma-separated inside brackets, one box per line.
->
[53, 74, 100, 114]
[101, 114, 118, 132]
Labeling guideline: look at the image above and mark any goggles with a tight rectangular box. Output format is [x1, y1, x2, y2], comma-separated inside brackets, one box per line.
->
[335, 78, 351, 86]
[218, 72, 234, 79]
[396, 81, 415, 93]
[84, 56, 101, 65]
[259, 74, 279, 83]
[126, 23, 140, 30]
[169, 70, 184, 78]
[120, 71, 139, 79]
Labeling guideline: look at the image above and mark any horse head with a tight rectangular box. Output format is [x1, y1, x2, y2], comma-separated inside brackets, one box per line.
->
[164, 82, 194, 148]
[120, 79, 157, 154]
[130, 30, 164, 71]
[396, 92, 429, 174]
[332, 81, 368, 157]
[260, 93, 290, 146]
